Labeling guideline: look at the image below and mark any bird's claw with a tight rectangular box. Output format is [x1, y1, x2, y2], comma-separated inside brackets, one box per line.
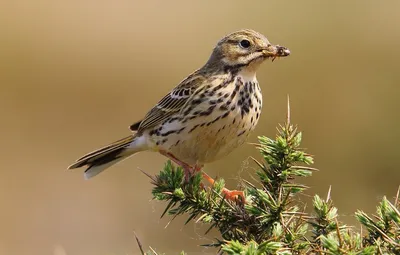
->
[222, 188, 246, 202]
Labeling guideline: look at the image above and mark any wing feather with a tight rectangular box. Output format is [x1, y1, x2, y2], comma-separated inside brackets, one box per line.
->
[131, 72, 206, 132]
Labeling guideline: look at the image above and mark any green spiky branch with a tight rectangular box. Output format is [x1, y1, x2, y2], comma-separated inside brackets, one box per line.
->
[136, 100, 399, 255]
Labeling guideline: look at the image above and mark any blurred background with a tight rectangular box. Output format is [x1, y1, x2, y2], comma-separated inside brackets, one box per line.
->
[1, 1, 400, 254]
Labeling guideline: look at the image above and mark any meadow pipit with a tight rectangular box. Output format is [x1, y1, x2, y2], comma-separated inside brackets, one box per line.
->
[69, 29, 290, 200]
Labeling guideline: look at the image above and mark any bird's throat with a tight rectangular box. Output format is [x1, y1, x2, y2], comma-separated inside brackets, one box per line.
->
[237, 69, 257, 83]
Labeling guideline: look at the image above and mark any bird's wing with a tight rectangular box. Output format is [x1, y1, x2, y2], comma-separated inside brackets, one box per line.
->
[130, 72, 206, 132]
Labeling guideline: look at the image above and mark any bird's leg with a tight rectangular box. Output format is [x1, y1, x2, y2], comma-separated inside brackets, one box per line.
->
[158, 151, 244, 200]
[159, 150, 194, 181]
[202, 172, 245, 202]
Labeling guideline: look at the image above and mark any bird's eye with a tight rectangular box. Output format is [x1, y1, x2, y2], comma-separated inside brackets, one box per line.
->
[239, 39, 251, 49]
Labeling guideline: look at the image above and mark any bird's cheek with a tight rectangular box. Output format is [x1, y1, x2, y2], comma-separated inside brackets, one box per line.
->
[221, 56, 236, 66]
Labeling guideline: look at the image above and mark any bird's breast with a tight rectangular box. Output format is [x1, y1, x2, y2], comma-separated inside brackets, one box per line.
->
[150, 75, 263, 165]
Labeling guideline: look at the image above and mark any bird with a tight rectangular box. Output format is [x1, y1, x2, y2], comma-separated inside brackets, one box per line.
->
[68, 29, 290, 200]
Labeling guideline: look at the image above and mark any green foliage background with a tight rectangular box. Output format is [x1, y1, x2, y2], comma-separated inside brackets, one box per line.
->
[143, 104, 400, 255]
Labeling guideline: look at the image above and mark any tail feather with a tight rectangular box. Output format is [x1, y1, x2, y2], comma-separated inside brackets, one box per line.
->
[74, 135, 135, 163]
[68, 134, 142, 179]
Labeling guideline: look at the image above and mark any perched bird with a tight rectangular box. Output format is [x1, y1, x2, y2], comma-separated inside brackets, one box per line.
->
[68, 29, 290, 200]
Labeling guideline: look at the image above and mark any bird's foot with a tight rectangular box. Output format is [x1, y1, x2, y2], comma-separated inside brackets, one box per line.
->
[158, 151, 244, 200]
[222, 188, 245, 202]
[202, 172, 245, 202]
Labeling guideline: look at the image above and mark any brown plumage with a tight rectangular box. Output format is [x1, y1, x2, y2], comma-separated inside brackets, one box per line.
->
[68, 29, 290, 198]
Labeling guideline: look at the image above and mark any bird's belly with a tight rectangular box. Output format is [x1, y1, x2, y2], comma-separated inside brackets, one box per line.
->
[149, 77, 262, 166]
[155, 107, 260, 166]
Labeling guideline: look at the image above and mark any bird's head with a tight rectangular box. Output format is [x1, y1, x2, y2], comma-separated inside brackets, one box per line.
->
[205, 29, 290, 73]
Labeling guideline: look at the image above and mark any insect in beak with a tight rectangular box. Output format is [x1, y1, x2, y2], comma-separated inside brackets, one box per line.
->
[263, 45, 290, 62]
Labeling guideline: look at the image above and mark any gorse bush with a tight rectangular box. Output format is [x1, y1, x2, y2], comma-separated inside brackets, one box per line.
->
[137, 101, 400, 255]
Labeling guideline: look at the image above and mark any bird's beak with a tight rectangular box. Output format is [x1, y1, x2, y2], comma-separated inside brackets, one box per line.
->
[262, 44, 290, 61]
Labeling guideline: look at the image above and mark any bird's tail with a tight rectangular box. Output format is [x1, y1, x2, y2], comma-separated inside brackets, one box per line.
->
[68, 134, 144, 179]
